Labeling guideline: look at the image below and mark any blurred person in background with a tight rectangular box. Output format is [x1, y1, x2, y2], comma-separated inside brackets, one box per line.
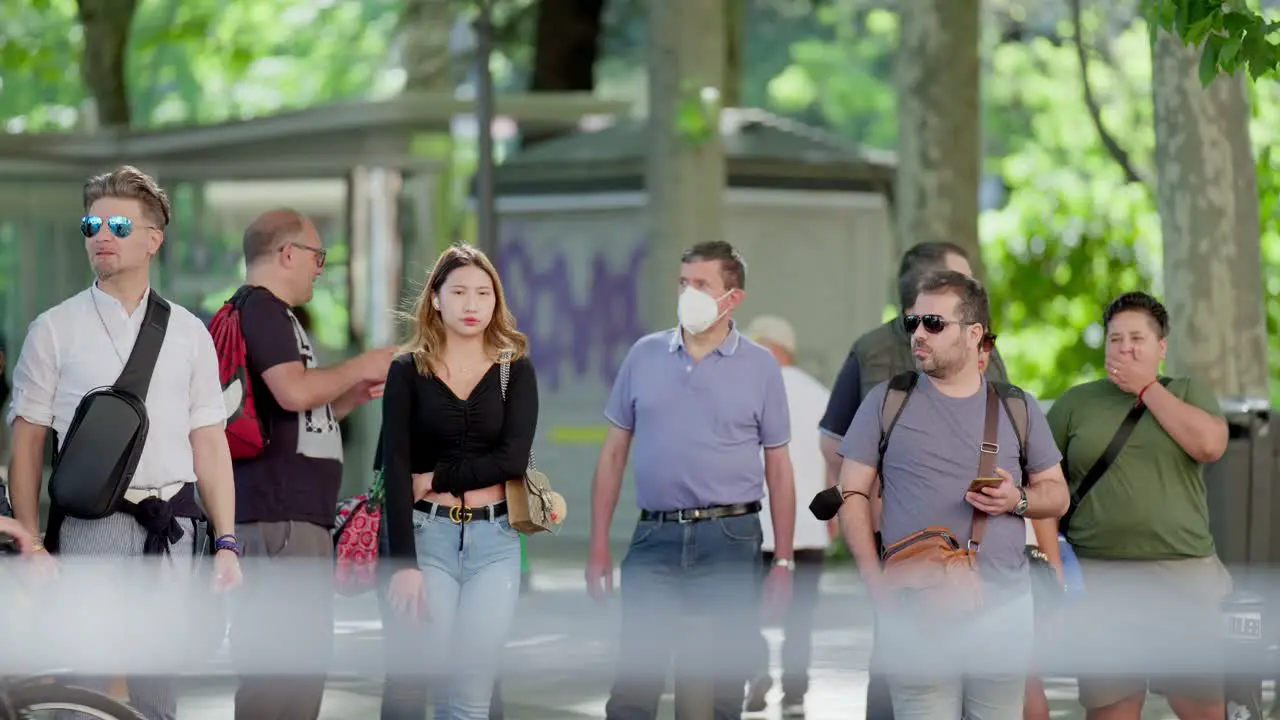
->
[0, 334, 10, 510]
[742, 315, 832, 718]
[0, 337, 34, 553]
[380, 245, 538, 720]
[0, 335, 19, 533]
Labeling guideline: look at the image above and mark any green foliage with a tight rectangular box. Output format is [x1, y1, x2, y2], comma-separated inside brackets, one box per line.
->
[674, 83, 721, 145]
[763, 5, 898, 148]
[981, 24, 1163, 399]
[786, 8, 1165, 400]
[0, 0, 404, 130]
[1145, 0, 1280, 84]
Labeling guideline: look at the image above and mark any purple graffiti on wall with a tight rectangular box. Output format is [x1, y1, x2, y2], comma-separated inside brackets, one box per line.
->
[497, 230, 648, 392]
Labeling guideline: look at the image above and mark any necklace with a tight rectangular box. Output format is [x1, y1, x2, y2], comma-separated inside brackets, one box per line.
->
[90, 291, 126, 367]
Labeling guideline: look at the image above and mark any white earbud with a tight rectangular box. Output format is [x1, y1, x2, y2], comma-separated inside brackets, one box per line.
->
[432, 296, 440, 310]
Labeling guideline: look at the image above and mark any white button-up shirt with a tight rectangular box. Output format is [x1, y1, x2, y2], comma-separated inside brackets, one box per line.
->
[6, 284, 227, 489]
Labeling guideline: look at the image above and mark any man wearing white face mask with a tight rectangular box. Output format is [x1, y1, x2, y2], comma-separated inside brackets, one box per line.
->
[587, 240, 797, 720]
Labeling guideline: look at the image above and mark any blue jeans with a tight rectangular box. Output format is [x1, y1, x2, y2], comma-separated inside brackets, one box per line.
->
[605, 513, 763, 720]
[381, 507, 522, 720]
[879, 590, 1035, 720]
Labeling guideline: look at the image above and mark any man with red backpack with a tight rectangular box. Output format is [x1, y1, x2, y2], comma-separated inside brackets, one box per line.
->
[213, 208, 395, 720]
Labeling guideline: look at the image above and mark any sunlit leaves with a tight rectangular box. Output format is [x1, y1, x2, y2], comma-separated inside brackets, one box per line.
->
[767, 65, 818, 110]
[1145, 0, 1280, 83]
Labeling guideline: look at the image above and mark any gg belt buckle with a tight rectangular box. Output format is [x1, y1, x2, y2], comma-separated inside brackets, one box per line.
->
[448, 505, 474, 524]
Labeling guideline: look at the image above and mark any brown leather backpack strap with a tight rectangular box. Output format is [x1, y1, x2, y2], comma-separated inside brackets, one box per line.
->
[970, 384, 1002, 548]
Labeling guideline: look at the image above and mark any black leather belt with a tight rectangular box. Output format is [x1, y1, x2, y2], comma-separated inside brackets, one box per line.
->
[413, 500, 508, 523]
[639, 501, 762, 523]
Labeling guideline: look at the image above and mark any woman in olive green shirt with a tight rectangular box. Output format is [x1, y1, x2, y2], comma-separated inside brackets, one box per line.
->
[1036, 291, 1230, 720]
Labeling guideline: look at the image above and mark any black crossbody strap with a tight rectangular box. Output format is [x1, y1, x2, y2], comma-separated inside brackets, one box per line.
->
[1060, 377, 1171, 535]
[112, 290, 171, 401]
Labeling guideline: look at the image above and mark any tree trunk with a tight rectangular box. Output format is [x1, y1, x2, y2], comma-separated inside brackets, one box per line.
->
[522, 0, 606, 148]
[645, 0, 727, 331]
[894, 0, 983, 278]
[1152, 33, 1269, 399]
[76, 0, 138, 128]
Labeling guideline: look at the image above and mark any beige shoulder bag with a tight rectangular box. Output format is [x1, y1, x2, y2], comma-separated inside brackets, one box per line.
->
[499, 353, 566, 534]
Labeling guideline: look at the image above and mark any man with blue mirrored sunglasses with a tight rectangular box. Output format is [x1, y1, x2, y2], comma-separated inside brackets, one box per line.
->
[6, 165, 241, 720]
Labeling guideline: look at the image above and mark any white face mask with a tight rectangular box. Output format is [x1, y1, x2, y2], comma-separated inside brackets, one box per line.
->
[677, 287, 731, 335]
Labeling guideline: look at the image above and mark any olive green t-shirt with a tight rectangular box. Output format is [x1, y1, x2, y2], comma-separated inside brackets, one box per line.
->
[1046, 377, 1220, 561]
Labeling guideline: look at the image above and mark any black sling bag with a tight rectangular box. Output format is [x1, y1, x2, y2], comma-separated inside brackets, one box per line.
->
[48, 290, 171, 520]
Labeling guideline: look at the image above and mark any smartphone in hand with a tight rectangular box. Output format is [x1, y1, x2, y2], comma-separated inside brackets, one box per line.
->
[967, 477, 1002, 494]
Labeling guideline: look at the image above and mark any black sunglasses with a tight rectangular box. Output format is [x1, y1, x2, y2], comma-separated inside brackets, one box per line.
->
[903, 314, 970, 335]
[81, 215, 151, 239]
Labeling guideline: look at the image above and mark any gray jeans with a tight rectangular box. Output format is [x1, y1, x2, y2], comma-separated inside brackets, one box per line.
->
[229, 520, 335, 720]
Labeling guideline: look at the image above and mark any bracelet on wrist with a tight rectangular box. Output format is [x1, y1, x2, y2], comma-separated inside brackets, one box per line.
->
[1138, 379, 1158, 405]
[213, 535, 241, 555]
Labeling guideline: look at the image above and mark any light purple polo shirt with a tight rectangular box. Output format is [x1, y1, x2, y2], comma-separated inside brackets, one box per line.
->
[604, 326, 791, 511]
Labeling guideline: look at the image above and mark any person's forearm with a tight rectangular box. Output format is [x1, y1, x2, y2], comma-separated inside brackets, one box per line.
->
[820, 434, 842, 489]
[764, 456, 796, 559]
[332, 387, 361, 421]
[191, 428, 237, 538]
[272, 362, 364, 413]
[839, 497, 882, 591]
[590, 455, 624, 550]
[1143, 383, 1229, 463]
[1024, 477, 1069, 519]
[1030, 518, 1062, 567]
[8, 425, 45, 536]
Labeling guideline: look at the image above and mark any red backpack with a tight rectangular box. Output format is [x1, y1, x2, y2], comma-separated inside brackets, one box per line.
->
[210, 286, 269, 459]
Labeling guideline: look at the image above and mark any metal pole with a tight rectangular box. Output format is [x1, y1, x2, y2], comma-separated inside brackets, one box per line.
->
[474, 0, 497, 256]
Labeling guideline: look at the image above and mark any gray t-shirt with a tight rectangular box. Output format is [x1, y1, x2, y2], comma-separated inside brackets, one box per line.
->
[839, 374, 1061, 594]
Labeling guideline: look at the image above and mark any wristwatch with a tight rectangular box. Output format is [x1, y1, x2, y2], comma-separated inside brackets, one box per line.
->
[1013, 487, 1028, 517]
[772, 557, 796, 571]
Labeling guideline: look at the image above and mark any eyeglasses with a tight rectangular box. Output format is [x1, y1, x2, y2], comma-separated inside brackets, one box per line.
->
[903, 314, 970, 334]
[81, 215, 155, 239]
[283, 242, 327, 269]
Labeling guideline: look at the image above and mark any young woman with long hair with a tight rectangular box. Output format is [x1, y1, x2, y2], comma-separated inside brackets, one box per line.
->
[379, 244, 537, 720]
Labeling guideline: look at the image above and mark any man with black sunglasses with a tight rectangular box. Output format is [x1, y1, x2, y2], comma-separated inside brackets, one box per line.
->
[817, 242, 1008, 719]
[836, 270, 1067, 720]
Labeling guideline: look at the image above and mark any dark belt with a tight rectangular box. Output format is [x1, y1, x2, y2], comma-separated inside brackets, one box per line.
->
[413, 500, 508, 524]
[639, 501, 762, 523]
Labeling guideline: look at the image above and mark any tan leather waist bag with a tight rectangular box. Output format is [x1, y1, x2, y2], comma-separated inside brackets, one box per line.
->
[879, 384, 1001, 617]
